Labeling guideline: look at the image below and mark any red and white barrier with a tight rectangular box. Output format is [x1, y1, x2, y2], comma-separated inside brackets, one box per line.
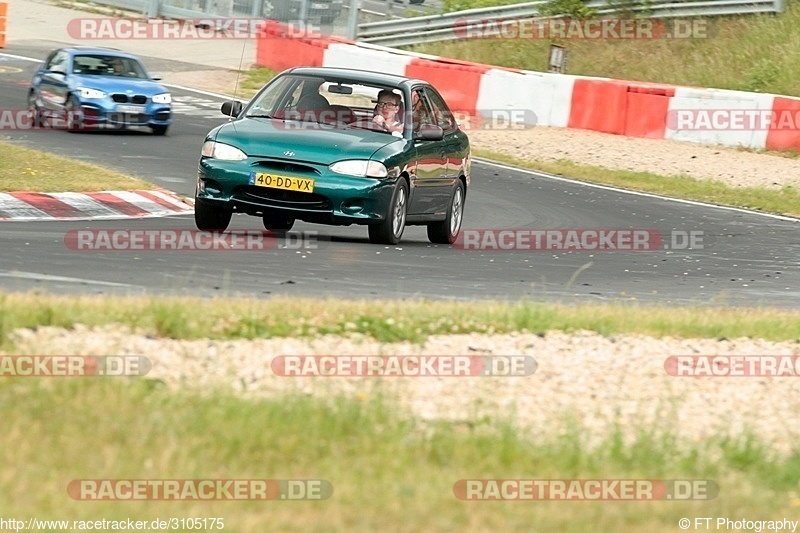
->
[254, 32, 800, 152]
[666, 87, 774, 149]
[323, 42, 412, 75]
[476, 70, 577, 128]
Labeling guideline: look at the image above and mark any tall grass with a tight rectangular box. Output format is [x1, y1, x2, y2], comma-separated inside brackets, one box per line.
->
[1, 293, 799, 349]
[1, 379, 798, 530]
[413, 3, 800, 96]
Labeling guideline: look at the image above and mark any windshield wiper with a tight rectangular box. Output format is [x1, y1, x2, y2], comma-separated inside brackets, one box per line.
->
[246, 113, 273, 118]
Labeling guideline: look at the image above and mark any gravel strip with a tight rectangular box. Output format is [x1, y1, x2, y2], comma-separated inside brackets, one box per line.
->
[8, 326, 800, 456]
[468, 128, 800, 190]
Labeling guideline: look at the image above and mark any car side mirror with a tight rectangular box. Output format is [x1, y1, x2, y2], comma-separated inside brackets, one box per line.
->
[414, 125, 444, 141]
[48, 66, 67, 75]
[150, 73, 163, 81]
[221, 101, 243, 117]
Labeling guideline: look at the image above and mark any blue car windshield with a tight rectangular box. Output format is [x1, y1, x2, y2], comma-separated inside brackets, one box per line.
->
[72, 55, 149, 79]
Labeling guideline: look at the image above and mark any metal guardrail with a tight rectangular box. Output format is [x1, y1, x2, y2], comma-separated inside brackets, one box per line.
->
[357, 0, 785, 47]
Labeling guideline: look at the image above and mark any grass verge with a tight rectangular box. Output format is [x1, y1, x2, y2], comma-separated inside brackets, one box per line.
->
[0, 141, 152, 193]
[1, 379, 797, 531]
[238, 67, 278, 99]
[1, 293, 799, 348]
[475, 149, 800, 218]
[412, 4, 800, 97]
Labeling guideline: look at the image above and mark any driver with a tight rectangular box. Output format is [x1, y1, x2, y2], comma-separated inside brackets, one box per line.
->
[109, 58, 126, 76]
[372, 90, 403, 133]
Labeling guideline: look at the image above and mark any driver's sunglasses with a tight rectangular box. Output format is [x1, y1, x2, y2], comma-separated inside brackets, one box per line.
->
[377, 102, 399, 108]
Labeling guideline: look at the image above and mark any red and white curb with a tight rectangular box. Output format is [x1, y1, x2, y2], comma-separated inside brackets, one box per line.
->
[0, 190, 193, 221]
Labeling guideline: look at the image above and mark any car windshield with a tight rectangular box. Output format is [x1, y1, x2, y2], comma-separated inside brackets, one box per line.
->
[245, 74, 407, 135]
[72, 55, 149, 79]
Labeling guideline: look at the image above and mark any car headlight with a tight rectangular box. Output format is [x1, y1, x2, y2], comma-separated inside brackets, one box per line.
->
[329, 160, 387, 178]
[201, 141, 247, 161]
[152, 93, 171, 104]
[78, 87, 106, 99]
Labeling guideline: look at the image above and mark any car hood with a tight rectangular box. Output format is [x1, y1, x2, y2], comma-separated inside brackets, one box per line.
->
[70, 75, 168, 95]
[213, 118, 404, 165]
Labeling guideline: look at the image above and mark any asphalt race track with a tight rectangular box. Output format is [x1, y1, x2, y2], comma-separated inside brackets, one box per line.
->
[1, 46, 799, 306]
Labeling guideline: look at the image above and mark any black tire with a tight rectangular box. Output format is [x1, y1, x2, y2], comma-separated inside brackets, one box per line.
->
[427, 180, 465, 244]
[262, 212, 295, 231]
[151, 125, 168, 136]
[28, 91, 42, 123]
[64, 95, 83, 133]
[195, 200, 232, 232]
[369, 179, 408, 245]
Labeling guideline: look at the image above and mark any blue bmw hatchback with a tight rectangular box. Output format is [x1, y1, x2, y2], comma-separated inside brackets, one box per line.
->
[28, 47, 172, 135]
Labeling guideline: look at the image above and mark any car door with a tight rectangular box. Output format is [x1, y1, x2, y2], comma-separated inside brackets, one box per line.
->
[408, 88, 448, 216]
[37, 50, 71, 112]
[419, 86, 463, 214]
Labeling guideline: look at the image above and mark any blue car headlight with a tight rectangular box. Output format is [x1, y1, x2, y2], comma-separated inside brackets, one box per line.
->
[152, 93, 171, 104]
[78, 87, 106, 99]
[329, 160, 387, 178]
[201, 141, 247, 161]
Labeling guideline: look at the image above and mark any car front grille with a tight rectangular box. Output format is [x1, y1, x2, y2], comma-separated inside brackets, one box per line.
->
[254, 160, 320, 175]
[234, 186, 332, 211]
[110, 94, 149, 104]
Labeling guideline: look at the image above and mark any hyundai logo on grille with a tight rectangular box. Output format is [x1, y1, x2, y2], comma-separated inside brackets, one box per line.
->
[284, 151, 295, 157]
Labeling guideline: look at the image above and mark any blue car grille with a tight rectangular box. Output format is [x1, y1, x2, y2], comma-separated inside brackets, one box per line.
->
[110, 94, 148, 104]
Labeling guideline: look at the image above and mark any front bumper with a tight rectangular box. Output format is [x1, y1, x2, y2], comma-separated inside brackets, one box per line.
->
[197, 157, 396, 225]
[77, 99, 171, 127]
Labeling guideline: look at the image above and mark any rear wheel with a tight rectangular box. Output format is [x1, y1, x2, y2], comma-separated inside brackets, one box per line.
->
[369, 179, 408, 245]
[262, 212, 295, 231]
[427, 180, 465, 244]
[195, 201, 232, 232]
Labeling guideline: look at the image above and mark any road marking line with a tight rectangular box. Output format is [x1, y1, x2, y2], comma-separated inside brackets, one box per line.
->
[475, 159, 800, 223]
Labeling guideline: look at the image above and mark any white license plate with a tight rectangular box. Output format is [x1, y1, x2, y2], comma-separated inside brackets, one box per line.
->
[117, 105, 144, 114]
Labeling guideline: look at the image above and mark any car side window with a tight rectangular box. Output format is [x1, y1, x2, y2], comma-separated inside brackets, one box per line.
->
[45, 51, 68, 73]
[423, 88, 457, 133]
[410, 89, 435, 133]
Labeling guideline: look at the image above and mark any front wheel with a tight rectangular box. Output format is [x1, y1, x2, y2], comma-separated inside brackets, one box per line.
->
[64, 95, 83, 133]
[195, 200, 232, 232]
[369, 179, 408, 245]
[151, 125, 168, 136]
[28, 91, 42, 122]
[262, 212, 295, 231]
[427, 180, 465, 244]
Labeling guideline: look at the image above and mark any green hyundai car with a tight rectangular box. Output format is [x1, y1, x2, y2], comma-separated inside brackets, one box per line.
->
[195, 67, 471, 244]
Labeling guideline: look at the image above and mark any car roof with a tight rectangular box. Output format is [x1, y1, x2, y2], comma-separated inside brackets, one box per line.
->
[61, 47, 139, 60]
[284, 67, 427, 89]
